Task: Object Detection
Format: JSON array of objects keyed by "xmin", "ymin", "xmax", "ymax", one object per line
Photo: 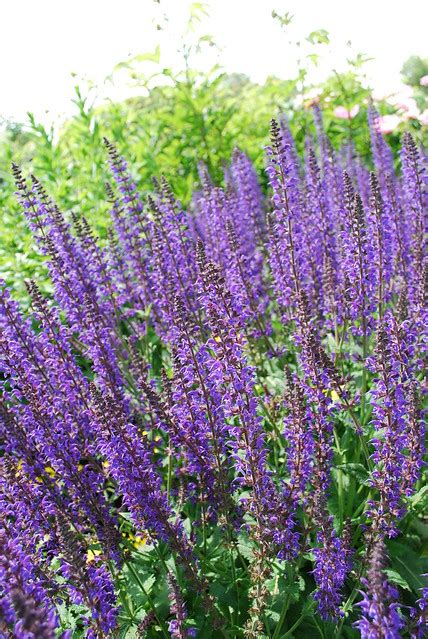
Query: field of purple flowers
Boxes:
[{"xmin": 0, "ymin": 105, "xmax": 426, "ymax": 638}]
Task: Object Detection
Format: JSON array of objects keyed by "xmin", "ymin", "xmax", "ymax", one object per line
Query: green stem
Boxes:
[
  {"xmin": 109, "ymin": 559, "xmax": 133, "ymax": 618},
  {"xmin": 283, "ymin": 613, "xmax": 306, "ymax": 637},
  {"xmin": 272, "ymin": 590, "xmax": 292, "ymax": 639},
  {"xmin": 313, "ymin": 616, "xmax": 325, "ymax": 638},
  {"xmin": 333, "ymin": 428, "xmax": 344, "ymax": 531},
  {"xmin": 126, "ymin": 562, "xmax": 169, "ymax": 638},
  {"xmin": 224, "ymin": 528, "xmax": 241, "ymax": 626},
  {"xmin": 272, "ymin": 526, "xmax": 311, "ymax": 638},
  {"xmin": 229, "ymin": 553, "xmax": 239, "ymax": 626},
  {"xmin": 151, "ymin": 543, "xmax": 171, "ymax": 576},
  {"xmin": 345, "ymin": 438, "xmax": 360, "ymax": 518},
  {"xmin": 334, "ymin": 582, "xmax": 361, "ymax": 638},
  {"xmin": 272, "ymin": 559, "xmax": 303, "ymax": 639},
  {"xmin": 201, "ymin": 497, "xmax": 207, "ymax": 557},
  {"xmin": 352, "ymin": 489, "xmax": 369, "ymax": 520},
  {"xmin": 337, "ymin": 467, "xmax": 345, "ymax": 531}
]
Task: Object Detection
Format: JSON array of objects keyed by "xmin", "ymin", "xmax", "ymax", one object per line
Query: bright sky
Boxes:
[{"xmin": 2, "ymin": 0, "xmax": 427, "ymax": 125}]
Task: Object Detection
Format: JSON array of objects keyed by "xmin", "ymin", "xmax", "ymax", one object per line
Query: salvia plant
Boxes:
[{"xmin": 0, "ymin": 105, "xmax": 426, "ymax": 639}]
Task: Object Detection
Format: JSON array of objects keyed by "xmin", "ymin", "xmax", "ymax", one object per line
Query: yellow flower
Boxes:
[
  {"xmin": 44, "ymin": 465, "xmax": 56, "ymax": 477},
  {"xmin": 322, "ymin": 389, "xmax": 340, "ymax": 402},
  {"xmin": 154, "ymin": 434, "xmax": 162, "ymax": 453},
  {"xmin": 122, "ymin": 530, "xmax": 148, "ymax": 550},
  {"xmin": 86, "ymin": 548, "xmax": 102, "ymax": 563},
  {"xmin": 133, "ymin": 535, "xmax": 147, "ymax": 550},
  {"xmin": 331, "ymin": 390, "xmax": 340, "ymax": 402},
  {"xmin": 15, "ymin": 459, "xmax": 24, "ymax": 477}
]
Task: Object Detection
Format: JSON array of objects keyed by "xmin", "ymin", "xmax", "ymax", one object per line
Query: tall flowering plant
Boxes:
[{"xmin": 0, "ymin": 105, "xmax": 426, "ymax": 638}]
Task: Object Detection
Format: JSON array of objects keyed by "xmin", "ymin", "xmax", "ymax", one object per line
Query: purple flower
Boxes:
[
  {"xmin": 366, "ymin": 312, "xmax": 424, "ymax": 537},
  {"xmin": 0, "ymin": 525, "xmax": 60, "ymax": 638},
  {"xmin": 312, "ymin": 501, "xmax": 349, "ymax": 619},
  {"xmin": 167, "ymin": 573, "xmax": 196, "ymax": 639},
  {"xmin": 411, "ymin": 575, "xmax": 428, "ymax": 638},
  {"xmin": 196, "ymin": 245, "xmax": 298, "ymax": 558},
  {"xmin": 400, "ymin": 132, "xmax": 427, "ymax": 309},
  {"xmin": 355, "ymin": 541, "xmax": 404, "ymax": 638}
]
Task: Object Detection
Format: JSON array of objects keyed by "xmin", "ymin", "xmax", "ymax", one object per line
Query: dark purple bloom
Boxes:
[
  {"xmin": 283, "ymin": 369, "xmax": 315, "ymax": 498},
  {"xmin": 312, "ymin": 498, "xmax": 349, "ymax": 619},
  {"xmin": 355, "ymin": 541, "xmax": 404, "ymax": 638},
  {"xmin": 411, "ymin": 575, "xmax": 428, "ymax": 638},
  {"xmin": 366, "ymin": 312, "xmax": 424, "ymax": 537},
  {"xmin": 167, "ymin": 573, "xmax": 196, "ymax": 639},
  {"xmin": 0, "ymin": 525, "xmax": 60, "ymax": 638},
  {"xmin": 399, "ymin": 132, "xmax": 427, "ymax": 309},
  {"xmin": 196, "ymin": 244, "xmax": 298, "ymax": 558}
]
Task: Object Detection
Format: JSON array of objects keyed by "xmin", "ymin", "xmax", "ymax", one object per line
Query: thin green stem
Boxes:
[
  {"xmin": 283, "ymin": 613, "xmax": 306, "ymax": 638},
  {"xmin": 126, "ymin": 562, "xmax": 169, "ymax": 638},
  {"xmin": 313, "ymin": 616, "xmax": 325, "ymax": 639},
  {"xmin": 201, "ymin": 496, "xmax": 208, "ymax": 557},
  {"xmin": 333, "ymin": 428, "xmax": 344, "ymax": 531},
  {"xmin": 334, "ymin": 579, "xmax": 362, "ymax": 638},
  {"xmin": 345, "ymin": 438, "xmax": 360, "ymax": 518},
  {"xmin": 272, "ymin": 557, "xmax": 305, "ymax": 639},
  {"xmin": 151, "ymin": 543, "xmax": 171, "ymax": 576},
  {"xmin": 109, "ymin": 559, "xmax": 133, "ymax": 618},
  {"xmin": 272, "ymin": 590, "xmax": 292, "ymax": 639}
]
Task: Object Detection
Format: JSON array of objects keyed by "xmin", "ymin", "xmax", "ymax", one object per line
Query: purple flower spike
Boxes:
[{"xmin": 355, "ymin": 541, "xmax": 404, "ymax": 639}]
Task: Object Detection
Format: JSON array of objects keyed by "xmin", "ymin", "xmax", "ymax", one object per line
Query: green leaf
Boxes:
[
  {"xmin": 301, "ymin": 596, "xmax": 317, "ymax": 615},
  {"xmin": 266, "ymin": 609, "xmax": 281, "ymax": 623},
  {"xmin": 306, "ymin": 53, "xmax": 320, "ymax": 67},
  {"xmin": 384, "ymin": 569, "xmax": 411, "ymax": 591},
  {"xmin": 388, "ymin": 541, "xmax": 428, "ymax": 594},
  {"xmin": 210, "ymin": 581, "xmax": 239, "ymax": 614},
  {"xmin": 113, "ymin": 47, "xmax": 161, "ymax": 72},
  {"xmin": 124, "ymin": 564, "xmax": 156, "ymax": 605},
  {"xmin": 271, "ymin": 10, "xmax": 294, "ymax": 29},
  {"xmin": 237, "ymin": 537, "xmax": 254, "ymax": 561},
  {"xmin": 410, "ymin": 486, "xmax": 428, "ymax": 509},
  {"xmin": 307, "ymin": 29, "xmax": 330, "ymax": 45},
  {"xmin": 336, "ymin": 463, "xmax": 370, "ymax": 485}
]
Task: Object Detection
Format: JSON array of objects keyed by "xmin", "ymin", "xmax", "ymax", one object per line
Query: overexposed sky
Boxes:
[{"xmin": 1, "ymin": 0, "xmax": 427, "ymax": 125}]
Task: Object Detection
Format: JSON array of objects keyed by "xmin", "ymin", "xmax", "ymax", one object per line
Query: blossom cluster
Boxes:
[{"xmin": 0, "ymin": 105, "xmax": 426, "ymax": 638}]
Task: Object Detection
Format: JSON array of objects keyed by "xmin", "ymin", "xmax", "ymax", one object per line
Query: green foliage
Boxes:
[
  {"xmin": 0, "ymin": 68, "xmax": 298, "ymax": 294},
  {"xmin": 401, "ymin": 54, "xmax": 428, "ymax": 112},
  {"xmin": 0, "ymin": 51, "xmax": 422, "ymax": 296},
  {"xmin": 401, "ymin": 55, "xmax": 428, "ymax": 89},
  {"xmin": 271, "ymin": 10, "xmax": 294, "ymax": 30},
  {"xmin": 306, "ymin": 29, "xmax": 330, "ymax": 46}
]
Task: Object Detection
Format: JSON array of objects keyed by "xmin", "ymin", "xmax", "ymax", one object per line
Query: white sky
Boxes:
[{"xmin": 1, "ymin": 0, "xmax": 427, "ymax": 125}]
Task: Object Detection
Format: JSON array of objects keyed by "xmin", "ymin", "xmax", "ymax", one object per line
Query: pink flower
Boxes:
[
  {"xmin": 419, "ymin": 109, "xmax": 428, "ymax": 126},
  {"xmin": 333, "ymin": 105, "xmax": 360, "ymax": 120},
  {"xmin": 420, "ymin": 75, "xmax": 428, "ymax": 87},
  {"xmin": 377, "ymin": 114, "xmax": 401, "ymax": 134},
  {"xmin": 395, "ymin": 97, "xmax": 420, "ymax": 120}
]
